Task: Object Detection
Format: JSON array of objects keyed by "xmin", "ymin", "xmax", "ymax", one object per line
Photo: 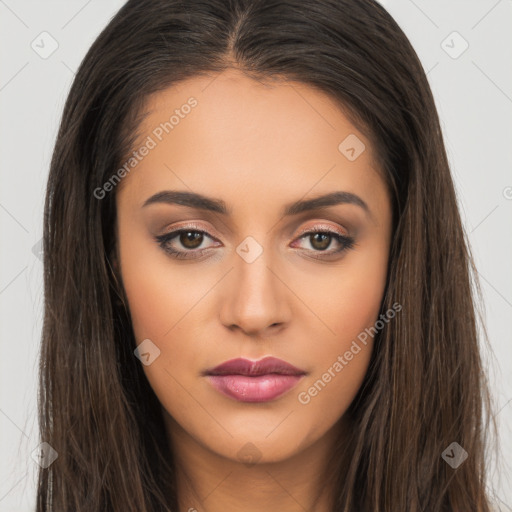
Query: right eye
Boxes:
[{"xmin": 155, "ymin": 227, "xmax": 221, "ymax": 260}]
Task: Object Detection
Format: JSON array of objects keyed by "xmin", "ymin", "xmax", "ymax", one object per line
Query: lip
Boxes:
[
  {"xmin": 204, "ymin": 356, "xmax": 306, "ymax": 403},
  {"xmin": 205, "ymin": 356, "xmax": 306, "ymax": 377}
]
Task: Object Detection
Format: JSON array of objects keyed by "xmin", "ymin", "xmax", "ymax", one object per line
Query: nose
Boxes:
[{"xmin": 219, "ymin": 247, "xmax": 291, "ymax": 337}]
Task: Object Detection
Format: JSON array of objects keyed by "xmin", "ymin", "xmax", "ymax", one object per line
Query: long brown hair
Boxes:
[{"xmin": 38, "ymin": 0, "xmax": 497, "ymax": 510}]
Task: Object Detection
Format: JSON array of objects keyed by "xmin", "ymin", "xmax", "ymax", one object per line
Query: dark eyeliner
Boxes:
[
  {"xmin": 154, "ymin": 229, "xmax": 213, "ymax": 260},
  {"xmin": 155, "ymin": 228, "xmax": 356, "ymax": 260}
]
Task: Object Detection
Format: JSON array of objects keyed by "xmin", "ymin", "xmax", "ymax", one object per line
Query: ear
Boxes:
[
  {"xmin": 108, "ymin": 244, "xmax": 119, "ymax": 272},
  {"xmin": 107, "ymin": 248, "xmax": 127, "ymax": 309},
  {"xmin": 107, "ymin": 246, "xmax": 122, "ymax": 289},
  {"xmin": 111, "ymin": 253, "xmax": 118, "ymax": 272}
]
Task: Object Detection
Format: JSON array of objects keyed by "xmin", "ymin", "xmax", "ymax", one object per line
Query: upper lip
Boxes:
[{"xmin": 204, "ymin": 356, "xmax": 306, "ymax": 376}]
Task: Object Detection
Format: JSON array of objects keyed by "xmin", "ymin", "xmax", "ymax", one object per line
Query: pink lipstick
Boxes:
[{"xmin": 204, "ymin": 356, "xmax": 306, "ymax": 402}]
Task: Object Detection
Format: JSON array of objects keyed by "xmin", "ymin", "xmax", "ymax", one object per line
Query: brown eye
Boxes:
[
  {"xmin": 291, "ymin": 228, "xmax": 355, "ymax": 259},
  {"xmin": 155, "ymin": 228, "xmax": 219, "ymax": 260},
  {"xmin": 155, "ymin": 226, "xmax": 355, "ymax": 261},
  {"xmin": 179, "ymin": 231, "xmax": 203, "ymax": 249},
  {"xmin": 309, "ymin": 232, "xmax": 332, "ymax": 251}
]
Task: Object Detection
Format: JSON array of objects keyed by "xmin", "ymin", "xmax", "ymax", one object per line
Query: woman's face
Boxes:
[{"xmin": 115, "ymin": 69, "xmax": 392, "ymax": 464}]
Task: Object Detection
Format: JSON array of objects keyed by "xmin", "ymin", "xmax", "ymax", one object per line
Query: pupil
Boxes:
[
  {"xmin": 181, "ymin": 231, "xmax": 203, "ymax": 249},
  {"xmin": 311, "ymin": 233, "xmax": 330, "ymax": 251}
]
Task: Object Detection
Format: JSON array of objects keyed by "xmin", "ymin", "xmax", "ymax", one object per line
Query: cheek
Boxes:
[
  {"xmin": 119, "ymin": 226, "xmax": 209, "ymax": 341},
  {"xmin": 295, "ymin": 344, "xmax": 372, "ymax": 439},
  {"xmin": 291, "ymin": 240, "xmax": 388, "ymax": 424},
  {"xmin": 290, "ymin": 298, "xmax": 380, "ymax": 440},
  {"xmin": 118, "ymin": 227, "xmax": 218, "ymax": 388},
  {"xmin": 297, "ymin": 236, "xmax": 389, "ymax": 349},
  {"xmin": 331, "ymin": 264, "xmax": 387, "ymax": 341}
]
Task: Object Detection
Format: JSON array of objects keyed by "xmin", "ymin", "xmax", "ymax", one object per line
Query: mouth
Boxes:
[{"xmin": 203, "ymin": 356, "xmax": 307, "ymax": 403}]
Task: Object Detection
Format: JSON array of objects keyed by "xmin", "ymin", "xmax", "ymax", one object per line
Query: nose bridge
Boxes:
[{"xmin": 220, "ymin": 233, "xmax": 290, "ymax": 334}]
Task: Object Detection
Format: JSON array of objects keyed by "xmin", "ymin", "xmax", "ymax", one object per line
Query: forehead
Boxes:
[{"xmin": 117, "ymin": 69, "xmax": 386, "ymax": 216}]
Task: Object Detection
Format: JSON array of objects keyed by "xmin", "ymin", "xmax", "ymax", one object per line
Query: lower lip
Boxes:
[{"xmin": 206, "ymin": 374, "xmax": 304, "ymax": 402}]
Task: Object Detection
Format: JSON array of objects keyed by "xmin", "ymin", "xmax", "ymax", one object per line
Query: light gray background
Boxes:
[{"xmin": 0, "ymin": 1, "xmax": 511, "ymax": 510}]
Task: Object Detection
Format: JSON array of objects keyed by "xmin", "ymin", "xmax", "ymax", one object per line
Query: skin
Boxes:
[{"xmin": 114, "ymin": 68, "xmax": 392, "ymax": 512}]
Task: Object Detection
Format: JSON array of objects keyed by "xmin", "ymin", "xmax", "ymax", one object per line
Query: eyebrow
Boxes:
[{"xmin": 142, "ymin": 189, "xmax": 371, "ymax": 218}]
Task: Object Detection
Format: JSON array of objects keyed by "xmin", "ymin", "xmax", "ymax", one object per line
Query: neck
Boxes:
[{"xmin": 163, "ymin": 411, "xmax": 351, "ymax": 512}]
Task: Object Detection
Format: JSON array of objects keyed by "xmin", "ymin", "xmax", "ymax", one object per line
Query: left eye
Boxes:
[
  {"xmin": 155, "ymin": 228, "xmax": 355, "ymax": 260},
  {"xmin": 292, "ymin": 230, "xmax": 355, "ymax": 255}
]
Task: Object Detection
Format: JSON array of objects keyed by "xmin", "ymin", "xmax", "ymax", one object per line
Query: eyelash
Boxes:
[{"xmin": 154, "ymin": 225, "xmax": 356, "ymax": 261}]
